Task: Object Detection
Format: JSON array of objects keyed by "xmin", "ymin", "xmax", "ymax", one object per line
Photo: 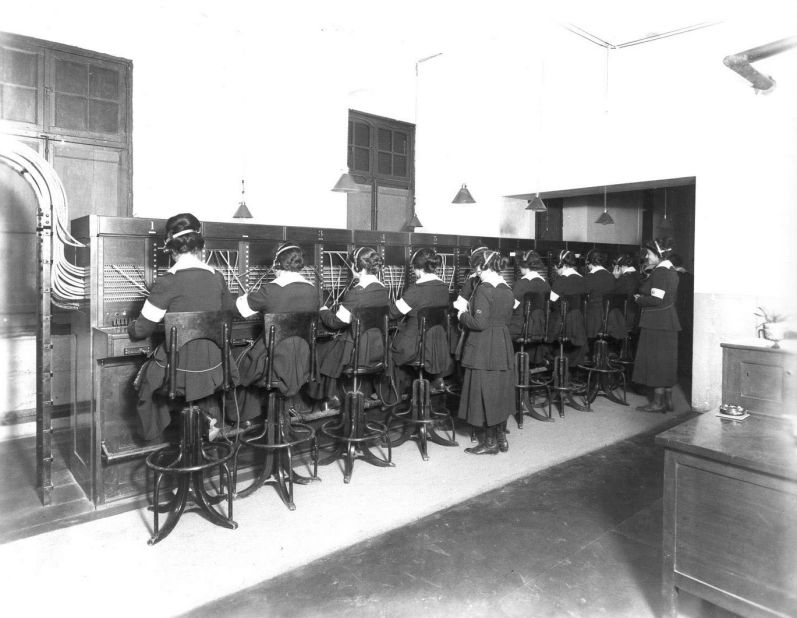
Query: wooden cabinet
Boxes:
[
  {"xmin": 656, "ymin": 413, "xmax": 797, "ymax": 617},
  {"xmin": 722, "ymin": 339, "xmax": 797, "ymax": 417}
]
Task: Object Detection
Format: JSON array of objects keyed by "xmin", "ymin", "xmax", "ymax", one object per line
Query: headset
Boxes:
[
  {"xmin": 161, "ymin": 227, "xmax": 199, "ymax": 252},
  {"xmin": 272, "ymin": 242, "xmax": 300, "ymax": 269}
]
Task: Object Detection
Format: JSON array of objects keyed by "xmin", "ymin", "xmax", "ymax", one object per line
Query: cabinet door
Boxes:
[
  {"xmin": 51, "ymin": 142, "xmax": 129, "ymax": 223},
  {"xmin": 0, "ymin": 37, "xmax": 45, "ymax": 135},
  {"xmin": 46, "ymin": 49, "xmax": 129, "ymax": 143}
]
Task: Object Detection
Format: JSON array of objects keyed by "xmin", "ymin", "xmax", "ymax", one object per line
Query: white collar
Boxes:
[
  {"xmin": 356, "ymin": 273, "xmax": 384, "ymax": 288},
  {"xmin": 168, "ymin": 253, "xmax": 215, "ymax": 274},
  {"xmin": 656, "ymin": 260, "xmax": 673, "ymax": 269},
  {"xmin": 416, "ymin": 272, "xmax": 442, "ymax": 284},
  {"xmin": 560, "ymin": 266, "xmax": 582, "ymax": 277},
  {"xmin": 522, "ymin": 271, "xmax": 544, "ymax": 281},
  {"xmin": 273, "ymin": 271, "xmax": 313, "ymax": 287},
  {"xmin": 589, "ymin": 265, "xmax": 608, "ymax": 273},
  {"xmin": 480, "ymin": 270, "xmax": 507, "ymax": 287},
  {"xmin": 621, "ymin": 266, "xmax": 637, "ymax": 274}
]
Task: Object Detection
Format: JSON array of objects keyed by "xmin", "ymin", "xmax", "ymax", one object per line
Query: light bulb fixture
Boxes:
[
  {"xmin": 659, "ymin": 187, "xmax": 673, "ymax": 230},
  {"xmin": 331, "ymin": 171, "xmax": 359, "ymax": 193},
  {"xmin": 595, "ymin": 186, "xmax": 614, "ymax": 225},
  {"xmin": 233, "ymin": 179, "xmax": 253, "ymax": 218},
  {"xmin": 452, "ymin": 183, "xmax": 476, "ymax": 204},
  {"xmin": 403, "ymin": 197, "xmax": 423, "ymax": 231},
  {"xmin": 526, "ymin": 193, "xmax": 547, "ymax": 212}
]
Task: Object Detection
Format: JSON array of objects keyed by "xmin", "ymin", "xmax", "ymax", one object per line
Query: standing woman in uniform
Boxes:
[
  {"xmin": 129, "ymin": 213, "xmax": 238, "ymax": 442},
  {"xmin": 633, "ymin": 238, "xmax": 680, "ymax": 412},
  {"xmin": 390, "ymin": 248, "xmax": 451, "ymax": 393},
  {"xmin": 315, "ymin": 246, "xmax": 390, "ymax": 406},
  {"xmin": 457, "ymin": 249, "xmax": 515, "ymax": 454},
  {"xmin": 546, "ymin": 249, "xmax": 588, "ymax": 366},
  {"xmin": 452, "ymin": 246, "xmax": 488, "ymax": 359},
  {"xmin": 235, "ymin": 242, "xmax": 318, "ymax": 421},
  {"xmin": 508, "ymin": 249, "xmax": 550, "ymax": 364}
]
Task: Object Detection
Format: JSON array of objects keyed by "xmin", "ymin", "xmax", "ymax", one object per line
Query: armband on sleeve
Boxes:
[
  {"xmin": 140, "ymin": 300, "xmax": 167, "ymax": 323},
  {"xmin": 651, "ymin": 288, "xmax": 665, "ymax": 299}
]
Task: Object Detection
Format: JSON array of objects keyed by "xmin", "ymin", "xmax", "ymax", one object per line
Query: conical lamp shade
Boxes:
[
  {"xmin": 403, "ymin": 211, "xmax": 423, "ymax": 231},
  {"xmin": 658, "ymin": 215, "xmax": 674, "ymax": 231},
  {"xmin": 332, "ymin": 172, "xmax": 359, "ymax": 193},
  {"xmin": 233, "ymin": 202, "xmax": 253, "ymax": 218},
  {"xmin": 526, "ymin": 195, "xmax": 547, "ymax": 212},
  {"xmin": 595, "ymin": 210, "xmax": 614, "ymax": 225},
  {"xmin": 452, "ymin": 184, "xmax": 476, "ymax": 204}
]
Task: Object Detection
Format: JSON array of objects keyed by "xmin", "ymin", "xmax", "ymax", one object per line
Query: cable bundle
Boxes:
[
  {"xmin": 0, "ymin": 137, "xmax": 88, "ymax": 309},
  {"xmin": 380, "ymin": 265, "xmax": 405, "ymax": 302}
]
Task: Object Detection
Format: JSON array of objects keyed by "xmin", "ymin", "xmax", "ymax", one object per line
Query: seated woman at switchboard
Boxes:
[
  {"xmin": 584, "ymin": 249, "xmax": 617, "ymax": 341},
  {"xmin": 312, "ymin": 246, "xmax": 390, "ymax": 407},
  {"xmin": 508, "ymin": 250, "xmax": 550, "ymax": 364},
  {"xmin": 390, "ymin": 248, "xmax": 452, "ymax": 392},
  {"xmin": 234, "ymin": 242, "xmax": 318, "ymax": 421},
  {"xmin": 613, "ymin": 252, "xmax": 642, "ymax": 333},
  {"xmin": 546, "ymin": 249, "xmax": 588, "ymax": 366},
  {"xmin": 456, "ymin": 249, "xmax": 515, "ymax": 454},
  {"xmin": 128, "ymin": 213, "xmax": 238, "ymax": 443}
]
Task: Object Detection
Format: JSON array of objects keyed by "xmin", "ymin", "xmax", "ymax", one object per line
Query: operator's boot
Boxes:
[
  {"xmin": 636, "ymin": 387, "xmax": 667, "ymax": 413},
  {"xmin": 465, "ymin": 426, "xmax": 499, "ymax": 455},
  {"xmin": 664, "ymin": 388, "xmax": 674, "ymax": 412},
  {"xmin": 496, "ymin": 422, "xmax": 509, "ymax": 453}
]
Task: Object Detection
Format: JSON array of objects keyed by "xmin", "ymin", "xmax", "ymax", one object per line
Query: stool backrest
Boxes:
[
  {"xmin": 415, "ymin": 306, "xmax": 450, "ymax": 370},
  {"xmin": 163, "ymin": 310, "xmax": 233, "ymax": 399},
  {"xmin": 521, "ymin": 291, "xmax": 549, "ymax": 342},
  {"xmin": 348, "ymin": 305, "xmax": 389, "ymax": 373},
  {"xmin": 261, "ymin": 311, "xmax": 318, "ymax": 390}
]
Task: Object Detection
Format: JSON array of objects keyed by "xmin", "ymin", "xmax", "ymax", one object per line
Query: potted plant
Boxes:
[{"xmin": 755, "ymin": 307, "xmax": 789, "ymax": 348}]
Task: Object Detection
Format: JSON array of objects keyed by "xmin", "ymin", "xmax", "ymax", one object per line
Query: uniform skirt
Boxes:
[
  {"xmin": 457, "ymin": 367, "xmax": 514, "ymax": 427},
  {"xmin": 632, "ymin": 328, "xmax": 678, "ymax": 387}
]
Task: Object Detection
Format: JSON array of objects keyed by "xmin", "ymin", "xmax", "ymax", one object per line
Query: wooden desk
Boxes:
[{"xmin": 656, "ymin": 413, "xmax": 797, "ymax": 618}]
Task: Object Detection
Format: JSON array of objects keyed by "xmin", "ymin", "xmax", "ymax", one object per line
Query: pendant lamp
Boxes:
[
  {"xmin": 595, "ymin": 186, "xmax": 614, "ymax": 225},
  {"xmin": 452, "ymin": 183, "xmax": 476, "ymax": 204},
  {"xmin": 526, "ymin": 193, "xmax": 547, "ymax": 212},
  {"xmin": 233, "ymin": 179, "xmax": 253, "ymax": 218},
  {"xmin": 331, "ymin": 171, "xmax": 359, "ymax": 193},
  {"xmin": 659, "ymin": 187, "xmax": 673, "ymax": 230}
]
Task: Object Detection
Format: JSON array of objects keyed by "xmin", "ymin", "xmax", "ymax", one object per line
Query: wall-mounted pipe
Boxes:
[{"xmin": 723, "ymin": 36, "xmax": 797, "ymax": 93}]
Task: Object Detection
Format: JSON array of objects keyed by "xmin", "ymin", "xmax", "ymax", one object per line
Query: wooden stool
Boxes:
[
  {"xmin": 514, "ymin": 291, "xmax": 553, "ymax": 426},
  {"xmin": 320, "ymin": 306, "xmax": 393, "ymax": 483},
  {"xmin": 548, "ymin": 298, "xmax": 589, "ymax": 417},
  {"xmin": 387, "ymin": 306, "xmax": 458, "ymax": 461},
  {"xmin": 234, "ymin": 312, "xmax": 319, "ymax": 511},
  {"xmin": 578, "ymin": 295, "xmax": 628, "ymax": 409},
  {"xmin": 145, "ymin": 311, "xmax": 237, "ymax": 545}
]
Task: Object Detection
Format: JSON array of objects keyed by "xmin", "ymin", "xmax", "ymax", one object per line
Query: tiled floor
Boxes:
[{"xmin": 187, "ymin": 414, "xmax": 695, "ymax": 618}]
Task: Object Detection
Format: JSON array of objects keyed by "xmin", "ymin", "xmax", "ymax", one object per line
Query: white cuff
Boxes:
[
  {"xmin": 549, "ymin": 291, "xmax": 560, "ymax": 302},
  {"xmin": 335, "ymin": 305, "xmax": 352, "ymax": 324},
  {"xmin": 395, "ymin": 298, "xmax": 412, "ymax": 315},
  {"xmin": 513, "ymin": 299, "xmax": 520, "ymax": 310},
  {"xmin": 320, "ymin": 306, "xmax": 329, "ymax": 311},
  {"xmin": 651, "ymin": 288, "xmax": 666, "ymax": 299},
  {"xmin": 236, "ymin": 294, "xmax": 258, "ymax": 318},
  {"xmin": 140, "ymin": 300, "xmax": 166, "ymax": 323},
  {"xmin": 453, "ymin": 296, "xmax": 468, "ymax": 312}
]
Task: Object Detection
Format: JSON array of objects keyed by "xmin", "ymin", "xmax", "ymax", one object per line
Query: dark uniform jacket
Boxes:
[
  {"xmin": 584, "ymin": 267, "xmax": 617, "ymax": 338},
  {"xmin": 318, "ymin": 277, "xmax": 389, "ymax": 377},
  {"xmin": 235, "ymin": 272, "xmax": 318, "ymax": 396},
  {"xmin": 637, "ymin": 264, "xmax": 681, "ymax": 332},
  {"xmin": 459, "ymin": 275, "xmax": 515, "ymax": 370},
  {"xmin": 390, "ymin": 274, "xmax": 450, "ymax": 373},
  {"xmin": 546, "ymin": 270, "xmax": 587, "ymax": 346},
  {"xmin": 509, "ymin": 274, "xmax": 550, "ymax": 340},
  {"xmin": 128, "ymin": 257, "xmax": 238, "ymax": 441},
  {"xmin": 615, "ymin": 268, "xmax": 642, "ymax": 331}
]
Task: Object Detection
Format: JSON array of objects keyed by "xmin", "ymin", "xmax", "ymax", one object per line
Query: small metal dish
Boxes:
[{"xmin": 719, "ymin": 404, "xmax": 746, "ymax": 416}]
